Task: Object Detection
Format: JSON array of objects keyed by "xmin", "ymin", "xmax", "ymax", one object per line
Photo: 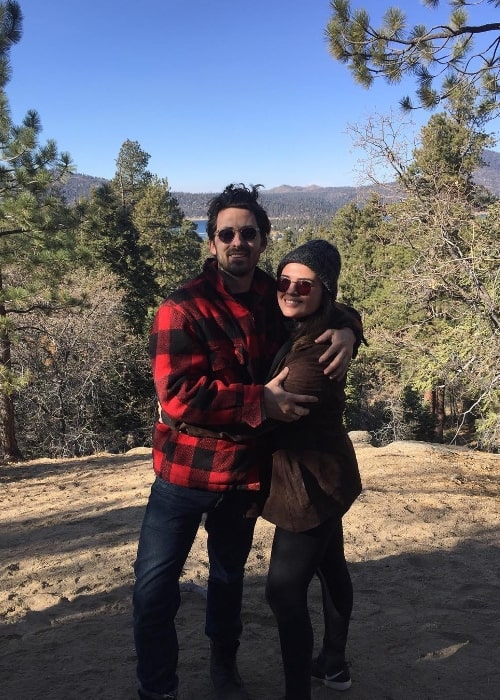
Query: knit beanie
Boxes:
[{"xmin": 277, "ymin": 239, "xmax": 341, "ymax": 300}]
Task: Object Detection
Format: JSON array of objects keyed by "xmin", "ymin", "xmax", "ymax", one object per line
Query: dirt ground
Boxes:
[{"xmin": 1, "ymin": 441, "xmax": 499, "ymax": 700}]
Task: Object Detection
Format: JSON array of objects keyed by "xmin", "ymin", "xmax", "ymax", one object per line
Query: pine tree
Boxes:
[
  {"xmin": 132, "ymin": 175, "xmax": 203, "ymax": 300},
  {"xmin": 80, "ymin": 181, "xmax": 159, "ymax": 334},
  {"xmin": 339, "ymin": 103, "xmax": 499, "ymax": 446},
  {"xmin": 80, "ymin": 141, "xmax": 203, "ymax": 335},
  {"xmin": 326, "ymin": 0, "xmax": 500, "ymax": 113},
  {"xmin": 0, "ymin": 1, "xmax": 75, "ymax": 461}
]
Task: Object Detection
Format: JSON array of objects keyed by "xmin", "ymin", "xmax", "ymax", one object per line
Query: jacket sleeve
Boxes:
[
  {"xmin": 279, "ymin": 343, "xmax": 331, "ymax": 398},
  {"xmin": 150, "ymin": 301, "xmax": 266, "ymax": 431},
  {"xmin": 333, "ymin": 302, "xmax": 368, "ymax": 358}
]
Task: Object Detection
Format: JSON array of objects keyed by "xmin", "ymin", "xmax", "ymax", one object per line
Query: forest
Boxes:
[
  {"xmin": 63, "ymin": 176, "xmax": 381, "ymax": 230},
  {"xmin": 62, "ymin": 147, "xmax": 500, "ymax": 230},
  {"xmin": 0, "ymin": 0, "xmax": 499, "ymax": 461}
]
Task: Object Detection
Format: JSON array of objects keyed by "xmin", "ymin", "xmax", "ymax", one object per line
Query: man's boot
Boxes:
[{"xmin": 209, "ymin": 640, "xmax": 250, "ymax": 700}]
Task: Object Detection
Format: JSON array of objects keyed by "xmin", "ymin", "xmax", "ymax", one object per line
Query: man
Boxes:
[{"xmin": 133, "ymin": 184, "xmax": 362, "ymax": 700}]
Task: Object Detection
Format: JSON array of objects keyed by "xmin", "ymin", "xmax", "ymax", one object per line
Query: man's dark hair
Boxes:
[{"xmin": 206, "ymin": 183, "xmax": 271, "ymax": 244}]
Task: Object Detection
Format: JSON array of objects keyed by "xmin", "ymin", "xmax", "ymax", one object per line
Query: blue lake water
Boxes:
[{"xmin": 194, "ymin": 219, "xmax": 208, "ymax": 236}]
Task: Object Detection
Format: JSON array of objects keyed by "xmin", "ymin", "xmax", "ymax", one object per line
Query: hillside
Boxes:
[
  {"xmin": 61, "ymin": 173, "xmax": 108, "ymax": 202},
  {"xmin": 472, "ymin": 148, "xmax": 500, "ymax": 193},
  {"xmin": 172, "ymin": 185, "xmax": 374, "ymax": 223},
  {"xmin": 60, "ymin": 149, "xmax": 500, "ymax": 223}
]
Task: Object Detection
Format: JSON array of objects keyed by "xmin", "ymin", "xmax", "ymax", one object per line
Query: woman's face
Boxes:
[{"xmin": 277, "ymin": 262, "xmax": 323, "ymax": 319}]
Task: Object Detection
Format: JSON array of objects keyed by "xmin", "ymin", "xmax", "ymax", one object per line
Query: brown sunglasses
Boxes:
[{"xmin": 277, "ymin": 276, "xmax": 316, "ymax": 296}]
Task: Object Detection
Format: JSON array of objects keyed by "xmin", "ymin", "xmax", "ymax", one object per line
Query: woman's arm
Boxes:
[{"xmin": 278, "ymin": 343, "xmax": 329, "ymax": 397}]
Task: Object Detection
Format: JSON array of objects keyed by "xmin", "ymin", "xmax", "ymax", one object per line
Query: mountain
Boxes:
[
  {"xmin": 473, "ymin": 149, "xmax": 500, "ymax": 194},
  {"xmin": 60, "ymin": 173, "xmax": 108, "ymax": 202},
  {"xmin": 60, "ymin": 149, "xmax": 500, "ymax": 221},
  {"xmin": 172, "ymin": 185, "xmax": 368, "ymax": 222}
]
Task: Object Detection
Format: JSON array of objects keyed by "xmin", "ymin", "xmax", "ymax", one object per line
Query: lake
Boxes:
[{"xmin": 194, "ymin": 219, "xmax": 208, "ymax": 236}]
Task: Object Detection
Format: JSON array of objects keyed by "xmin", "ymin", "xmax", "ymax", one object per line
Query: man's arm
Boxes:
[
  {"xmin": 151, "ymin": 301, "xmax": 265, "ymax": 430},
  {"xmin": 152, "ymin": 302, "xmax": 317, "ymax": 432},
  {"xmin": 316, "ymin": 327, "xmax": 355, "ymax": 380},
  {"xmin": 316, "ymin": 304, "xmax": 367, "ymax": 379}
]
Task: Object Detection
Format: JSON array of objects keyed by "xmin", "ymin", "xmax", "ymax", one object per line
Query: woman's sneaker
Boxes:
[
  {"xmin": 311, "ymin": 655, "xmax": 352, "ymax": 691},
  {"xmin": 138, "ymin": 690, "xmax": 177, "ymax": 699}
]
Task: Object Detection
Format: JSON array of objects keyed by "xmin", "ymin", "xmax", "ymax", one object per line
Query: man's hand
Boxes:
[
  {"xmin": 315, "ymin": 327, "xmax": 355, "ymax": 380},
  {"xmin": 264, "ymin": 367, "xmax": 318, "ymax": 422}
]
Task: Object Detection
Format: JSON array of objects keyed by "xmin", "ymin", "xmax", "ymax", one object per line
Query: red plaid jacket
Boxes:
[{"xmin": 150, "ymin": 258, "xmax": 285, "ymax": 491}]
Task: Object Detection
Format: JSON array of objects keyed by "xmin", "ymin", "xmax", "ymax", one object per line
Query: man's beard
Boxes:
[{"xmin": 219, "ymin": 249, "xmax": 253, "ymax": 277}]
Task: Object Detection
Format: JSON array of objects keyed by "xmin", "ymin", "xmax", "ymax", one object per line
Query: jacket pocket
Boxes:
[{"xmin": 209, "ymin": 342, "xmax": 248, "ymax": 372}]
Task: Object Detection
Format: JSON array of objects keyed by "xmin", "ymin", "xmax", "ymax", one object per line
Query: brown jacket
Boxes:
[{"xmin": 260, "ymin": 340, "xmax": 362, "ymax": 532}]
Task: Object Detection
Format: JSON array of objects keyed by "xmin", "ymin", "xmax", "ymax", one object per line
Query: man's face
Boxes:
[{"xmin": 209, "ymin": 207, "xmax": 267, "ymax": 292}]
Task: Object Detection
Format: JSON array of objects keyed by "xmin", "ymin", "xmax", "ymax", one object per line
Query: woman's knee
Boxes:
[
  {"xmin": 265, "ymin": 572, "xmax": 304, "ymax": 614},
  {"xmin": 265, "ymin": 568, "xmax": 288, "ymax": 608}
]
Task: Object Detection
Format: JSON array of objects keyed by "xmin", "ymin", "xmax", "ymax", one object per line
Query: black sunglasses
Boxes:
[
  {"xmin": 277, "ymin": 276, "xmax": 316, "ymax": 296},
  {"xmin": 216, "ymin": 226, "xmax": 259, "ymax": 244}
]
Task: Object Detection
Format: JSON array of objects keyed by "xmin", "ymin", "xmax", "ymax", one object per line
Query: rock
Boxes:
[{"xmin": 348, "ymin": 430, "xmax": 372, "ymax": 445}]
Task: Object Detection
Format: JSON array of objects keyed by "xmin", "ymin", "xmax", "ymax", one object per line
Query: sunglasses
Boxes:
[
  {"xmin": 216, "ymin": 226, "xmax": 259, "ymax": 244},
  {"xmin": 277, "ymin": 276, "xmax": 316, "ymax": 296}
]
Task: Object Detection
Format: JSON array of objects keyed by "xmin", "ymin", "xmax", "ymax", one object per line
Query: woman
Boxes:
[{"xmin": 262, "ymin": 240, "xmax": 363, "ymax": 700}]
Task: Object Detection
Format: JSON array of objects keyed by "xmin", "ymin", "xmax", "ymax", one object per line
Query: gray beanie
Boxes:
[{"xmin": 277, "ymin": 239, "xmax": 341, "ymax": 300}]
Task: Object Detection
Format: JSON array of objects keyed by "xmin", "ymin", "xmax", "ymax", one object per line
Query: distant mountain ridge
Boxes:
[
  {"xmin": 61, "ymin": 173, "xmax": 108, "ymax": 202},
  {"xmin": 471, "ymin": 148, "xmax": 500, "ymax": 193},
  {"xmin": 61, "ymin": 149, "xmax": 500, "ymax": 221}
]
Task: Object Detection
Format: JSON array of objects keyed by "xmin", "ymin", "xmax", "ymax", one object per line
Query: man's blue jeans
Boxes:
[{"xmin": 133, "ymin": 477, "xmax": 256, "ymax": 697}]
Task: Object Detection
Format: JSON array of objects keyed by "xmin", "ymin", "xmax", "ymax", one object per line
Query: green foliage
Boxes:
[
  {"xmin": 401, "ymin": 386, "xmax": 436, "ymax": 440},
  {"xmin": 0, "ymin": 1, "xmax": 78, "ymax": 460},
  {"xmin": 112, "ymin": 139, "xmax": 152, "ymax": 207},
  {"xmin": 2, "ymin": 0, "xmax": 499, "ymax": 459},
  {"xmin": 328, "ymin": 196, "xmax": 415, "ymax": 329},
  {"xmin": 326, "ymin": 0, "xmax": 500, "ymax": 113},
  {"xmin": 78, "ymin": 145, "xmax": 203, "ymax": 335},
  {"xmin": 260, "ymin": 230, "xmax": 299, "ymax": 275},
  {"xmin": 132, "ymin": 175, "xmax": 203, "ymax": 299},
  {"xmin": 344, "ymin": 352, "xmax": 383, "ymax": 431},
  {"xmin": 335, "ymin": 94, "xmax": 499, "ymax": 450},
  {"xmin": 80, "ymin": 182, "xmax": 159, "ymax": 335}
]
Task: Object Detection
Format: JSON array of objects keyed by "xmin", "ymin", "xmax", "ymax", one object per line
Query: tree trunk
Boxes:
[
  {"xmin": 0, "ymin": 277, "xmax": 23, "ymax": 461},
  {"xmin": 434, "ymin": 385, "xmax": 446, "ymax": 443},
  {"xmin": 424, "ymin": 386, "xmax": 445, "ymax": 442},
  {"xmin": 424, "ymin": 389, "xmax": 435, "ymax": 412},
  {"xmin": 0, "ymin": 390, "xmax": 23, "ymax": 461}
]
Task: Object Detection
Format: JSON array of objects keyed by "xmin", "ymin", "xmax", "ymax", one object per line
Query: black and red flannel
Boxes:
[{"xmin": 150, "ymin": 258, "xmax": 285, "ymax": 492}]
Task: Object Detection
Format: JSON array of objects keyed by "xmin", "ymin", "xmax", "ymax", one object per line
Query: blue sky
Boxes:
[{"xmin": 8, "ymin": 0, "xmax": 499, "ymax": 192}]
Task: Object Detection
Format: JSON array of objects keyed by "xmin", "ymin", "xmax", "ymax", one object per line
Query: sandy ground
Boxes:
[{"xmin": 1, "ymin": 441, "xmax": 499, "ymax": 700}]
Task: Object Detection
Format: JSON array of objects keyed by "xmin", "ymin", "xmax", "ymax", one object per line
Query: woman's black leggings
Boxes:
[{"xmin": 265, "ymin": 517, "xmax": 353, "ymax": 700}]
